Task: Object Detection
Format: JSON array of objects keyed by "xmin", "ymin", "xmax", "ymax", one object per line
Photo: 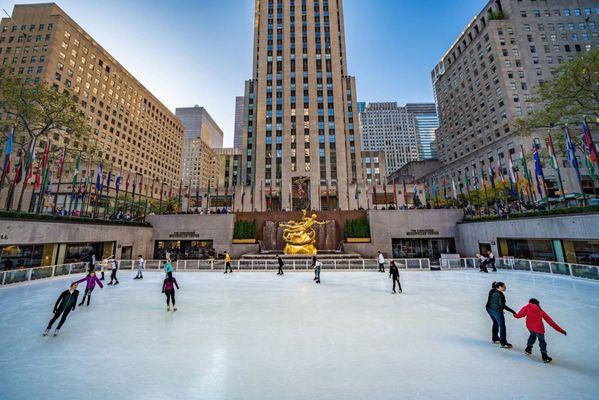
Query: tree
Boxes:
[{"xmin": 515, "ymin": 49, "xmax": 599, "ymax": 133}]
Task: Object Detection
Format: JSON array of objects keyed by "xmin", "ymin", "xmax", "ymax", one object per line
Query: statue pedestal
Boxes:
[{"xmin": 283, "ymin": 242, "xmax": 317, "ymax": 255}]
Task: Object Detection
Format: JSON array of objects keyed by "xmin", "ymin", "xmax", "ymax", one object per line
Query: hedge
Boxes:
[
  {"xmin": 233, "ymin": 219, "xmax": 257, "ymax": 239},
  {"xmin": 344, "ymin": 218, "xmax": 371, "ymax": 239},
  {"xmin": 463, "ymin": 205, "xmax": 599, "ymax": 223},
  {"xmin": 0, "ymin": 210, "xmax": 151, "ymax": 227}
]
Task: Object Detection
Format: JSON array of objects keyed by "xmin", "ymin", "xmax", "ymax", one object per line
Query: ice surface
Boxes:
[{"xmin": 0, "ymin": 270, "xmax": 598, "ymax": 400}]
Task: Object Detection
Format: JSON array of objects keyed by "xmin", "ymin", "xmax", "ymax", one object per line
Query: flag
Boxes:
[
  {"xmin": 34, "ymin": 141, "xmax": 50, "ymax": 190},
  {"xmin": 582, "ymin": 120, "xmax": 598, "ymax": 164},
  {"xmin": 451, "ymin": 177, "xmax": 457, "ymax": 199},
  {"xmin": 105, "ymin": 169, "xmax": 112, "ymax": 195},
  {"xmin": 12, "ymin": 153, "xmax": 23, "ymax": 184},
  {"xmin": 582, "ymin": 145, "xmax": 597, "ymax": 180},
  {"xmin": 71, "ymin": 154, "xmax": 80, "ymax": 185},
  {"xmin": 95, "ymin": 164, "xmax": 103, "ymax": 192},
  {"xmin": 1, "ymin": 126, "xmax": 14, "ymax": 177},
  {"xmin": 472, "ymin": 168, "xmax": 478, "ymax": 190},
  {"xmin": 507, "ymin": 155, "xmax": 517, "ymax": 184},
  {"xmin": 532, "ymin": 144, "xmax": 544, "ymax": 178},
  {"xmin": 464, "ymin": 169, "xmax": 470, "ymax": 191},
  {"xmin": 125, "ymin": 173, "xmax": 130, "ymax": 193},
  {"xmin": 56, "ymin": 147, "xmax": 66, "ymax": 178},
  {"xmin": 565, "ymin": 127, "xmax": 581, "ymax": 182},
  {"xmin": 23, "ymin": 140, "xmax": 36, "ymax": 183},
  {"xmin": 487, "ymin": 166, "xmax": 495, "ymax": 189},
  {"xmin": 496, "ymin": 158, "xmax": 505, "ymax": 184},
  {"xmin": 115, "ymin": 174, "xmax": 122, "ymax": 194},
  {"xmin": 520, "ymin": 145, "xmax": 530, "ymax": 181},
  {"xmin": 547, "ymin": 133, "xmax": 559, "ymax": 171}
]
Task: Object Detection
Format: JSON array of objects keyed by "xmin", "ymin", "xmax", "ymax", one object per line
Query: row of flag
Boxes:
[{"xmin": 427, "ymin": 121, "xmax": 598, "ymax": 202}]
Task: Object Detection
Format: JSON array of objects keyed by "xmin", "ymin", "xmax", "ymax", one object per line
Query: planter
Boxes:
[
  {"xmin": 232, "ymin": 239, "xmax": 257, "ymax": 244},
  {"xmin": 346, "ymin": 238, "xmax": 371, "ymax": 243}
]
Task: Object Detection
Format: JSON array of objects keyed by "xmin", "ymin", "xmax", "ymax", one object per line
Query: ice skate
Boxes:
[
  {"xmin": 525, "ymin": 346, "xmax": 532, "ymax": 355},
  {"xmin": 114, "ymin": 281, "xmax": 119, "ymax": 285},
  {"xmin": 78, "ymin": 301, "xmax": 84, "ymax": 306},
  {"xmin": 53, "ymin": 329, "xmax": 60, "ymax": 336},
  {"xmin": 501, "ymin": 343, "xmax": 513, "ymax": 349},
  {"xmin": 43, "ymin": 329, "xmax": 50, "ymax": 336},
  {"xmin": 167, "ymin": 306, "xmax": 171, "ymax": 311},
  {"xmin": 173, "ymin": 307, "xmax": 178, "ymax": 312},
  {"xmin": 107, "ymin": 282, "xmax": 113, "ymax": 285},
  {"xmin": 542, "ymin": 353, "xmax": 552, "ymax": 363}
]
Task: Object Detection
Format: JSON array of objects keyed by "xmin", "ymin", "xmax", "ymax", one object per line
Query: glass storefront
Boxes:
[
  {"xmin": 0, "ymin": 244, "xmax": 47, "ymax": 270},
  {"xmin": 392, "ymin": 238, "xmax": 456, "ymax": 262},
  {"xmin": 498, "ymin": 239, "xmax": 556, "ymax": 261},
  {"xmin": 563, "ymin": 240, "xmax": 599, "ymax": 266},
  {"xmin": 154, "ymin": 240, "xmax": 215, "ymax": 260},
  {"xmin": 64, "ymin": 242, "xmax": 114, "ymax": 263}
]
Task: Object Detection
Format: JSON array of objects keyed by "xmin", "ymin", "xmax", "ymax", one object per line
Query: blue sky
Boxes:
[{"xmin": 4, "ymin": 0, "xmax": 484, "ymax": 145}]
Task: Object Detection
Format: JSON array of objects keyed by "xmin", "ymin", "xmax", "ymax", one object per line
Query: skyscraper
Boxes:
[
  {"xmin": 241, "ymin": 0, "xmax": 363, "ymax": 211},
  {"xmin": 233, "ymin": 96, "xmax": 245, "ymax": 150},
  {"xmin": 359, "ymin": 102, "xmax": 422, "ymax": 175},
  {"xmin": 405, "ymin": 103, "xmax": 439, "ymax": 160}
]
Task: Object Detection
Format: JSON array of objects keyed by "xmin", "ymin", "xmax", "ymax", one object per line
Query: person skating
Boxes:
[
  {"xmin": 224, "ymin": 252, "xmax": 233, "ymax": 274},
  {"xmin": 107, "ymin": 257, "xmax": 119, "ymax": 285},
  {"xmin": 43, "ymin": 282, "xmax": 79, "ymax": 336},
  {"xmin": 478, "ymin": 253, "xmax": 489, "ymax": 273},
  {"xmin": 389, "ymin": 260, "xmax": 402, "ymax": 294},
  {"xmin": 75, "ymin": 268, "xmax": 103, "ymax": 306},
  {"xmin": 313, "ymin": 256, "xmax": 322, "ymax": 284},
  {"xmin": 377, "ymin": 251, "xmax": 385, "ymax": 273},
  {"xmin": 514, "ymin": 298, "xmax": 567, "ymax": 363},
  {"xmin": 277, "ymin": 255, "xmax": 284, "ymax": 275},
  {"xmin": 487, "ymin": 250, "xmax": 497, "ymax": 272},
  {"xmin": 162, "ymin": 271, "xmax": 180, "ymax": 312},
  {"xmin": 485, "ymin": 281, "xmax": 516, "ymax": 348},
  {"xmin": 135, "ymin": 255, "xmax": 144, "ymax": 279},
  {"xmin": 163, "ymin": 259, "xmax": 174, "ymax": 275}
]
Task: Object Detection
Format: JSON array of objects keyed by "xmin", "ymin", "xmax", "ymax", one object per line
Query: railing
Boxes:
[
  {"xmin": 0, "ymin": 262, "xmax": 89, "ymax": 286},
  {"xmin": 440, "ymin": 257, "xmax": 599, "ymax": 281}
]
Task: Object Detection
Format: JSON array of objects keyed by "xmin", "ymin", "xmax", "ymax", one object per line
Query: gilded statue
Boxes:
[{"xmin": 279, "ymin": 210, "xmax": 328, "ymax": 255}]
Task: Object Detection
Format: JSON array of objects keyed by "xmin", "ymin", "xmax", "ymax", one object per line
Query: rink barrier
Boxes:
[{"xmin": 440, "ymin": 257, "xmax": 599, "ymax": 281}]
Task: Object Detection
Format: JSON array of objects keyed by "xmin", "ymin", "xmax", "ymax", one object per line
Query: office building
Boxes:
[
  {"xmin": 233, "ymin": 96, "xmax": 245, "ymax": 150},
  {"xmin": 405, "ymin": 103, "xmax": 439, "ymax": 160},
  {"xmin": 240, "ymin": 0, "xmax": 364, "ymax": 211}
]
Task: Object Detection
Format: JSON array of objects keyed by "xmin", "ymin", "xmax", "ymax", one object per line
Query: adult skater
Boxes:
[
  {"xmin": 75, "ymin": 268, "xmax": 103, "ymax": 306},
  {"xmin": 162, "ymin": 271, "xmax": 180, "ymax": 311},
  {"xmin": 107, "ymin": 256, "xmax": 119, "ymax": 285},
  {"xmin": 478, "ymin": 253, "xmax": 489, "ymax": 273},
  {"xmin": 163, "ymin": 259, "xmax": 174, "ymax": 275},
  {"xmin": 485, "ymin": 281, "xmax": 516, "ymax": 348},
  {"xmin": 389, "ymin": 260, "xmax": 402, "ymax": 294},
  {"xmin": 85, "ymin": 252, "xmax": 96, "ymax": 274},
  {"xmin": 43, "ymin": 282, "xmax": 79, "ymax": 336},
  {"xmin": 277, "ymin": 255, "xmax": 284, "ymax": 275},
  {"xmin": 514, "ymin": 298, "xmax": 567, "ymax": 363},
  {"xmin": 377, "ymin": 251, "xmax": 385, "ymax": 273},
  {"xmin": 135, "ymin": 255, "xmax": 144, "ymax": 279},
  {"xmin": 313, "ymin": 256, "xmax": 322, "ymax": 284},
  {"xmin": 487, "ymin": 250, "xmax": 497, "ymax": 272},
  {"xmin": 224, "ymin": 251, "xmax": 233, "ymax": 274}
]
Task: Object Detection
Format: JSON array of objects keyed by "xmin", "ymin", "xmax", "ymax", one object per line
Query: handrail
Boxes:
[
  {"xmin": 1, "ymin": 257, "xmax": 597, "ymax": 286},
  {"xmin": 440, "ymin": 257, "xmax": 599, "ymax": 281}
]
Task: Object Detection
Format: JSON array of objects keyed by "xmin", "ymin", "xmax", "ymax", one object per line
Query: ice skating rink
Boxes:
[{"xmin": 1, "ymin": 270, "xmax": 598, "ymax": 400}]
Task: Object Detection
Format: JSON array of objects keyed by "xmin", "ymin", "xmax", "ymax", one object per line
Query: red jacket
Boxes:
[{"xmin": 514, "ymin": 303, "xmax": 565, "ymax": 335}]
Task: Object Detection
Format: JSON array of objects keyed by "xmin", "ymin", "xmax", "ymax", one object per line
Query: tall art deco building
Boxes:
[{"xmin": 241, "ymin": 0, "xmax": 363, "ymax": 211}]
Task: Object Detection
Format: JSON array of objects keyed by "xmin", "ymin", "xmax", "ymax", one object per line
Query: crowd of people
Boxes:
[{"xmin": 41, "ymin": 251, "xmax": 568, "ymax": 363}]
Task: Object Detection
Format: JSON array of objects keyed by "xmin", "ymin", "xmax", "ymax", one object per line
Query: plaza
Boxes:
[{"xmin": 1, "ymin": 270, "xmax": 598, "ymax": 400}]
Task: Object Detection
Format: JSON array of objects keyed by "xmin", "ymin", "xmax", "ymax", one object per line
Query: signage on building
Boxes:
[
  {"xmin": 168, "ymin": 231, "xmax": 200, "ymax": 239},
  {"xmin": 0, "ymin": 234, "xmax": 7, "ymax": 240},
  {"xmin": 406, "ymin": 229, "xmax": 439, "ymax": 236}
]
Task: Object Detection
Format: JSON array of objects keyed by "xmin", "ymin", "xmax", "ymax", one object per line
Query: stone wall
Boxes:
[{"xmin": 456, "ymin": 213, "xmax": 599, "ymax": 257}]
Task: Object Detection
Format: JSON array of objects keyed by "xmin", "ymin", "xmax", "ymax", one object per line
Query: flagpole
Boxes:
[
  {"xmin": 17, "ymin": 141, "xmax": 35, "ymax": 212},
  {"xmin": 52, "ymin": 147, "xmax": 66, "ymax": 214},
  {"xmin": 159, "ymin": 181, "xmax": 164, "ymax": 214}
]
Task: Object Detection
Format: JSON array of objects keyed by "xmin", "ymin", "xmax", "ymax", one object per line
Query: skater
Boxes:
[
  {"xmin": 485, "ymin": 281, "xmax": 516, "ymax": 348},
  {"xmin": 313, "ymin": 256, "xmax": 322, "ymax": 284},
  {"xmin": 162, "ymin": 271, "xmax": 180, "ymax": 311},
  {"xmin": 514, "ymin": 298, "xmax": 567, "ymax": 363},
  {"xmin": 478, "ymin": 253, "xmax": 489, "ymax": 273},
  {"xmin": 85, "ymin": 252, "xmax": 96, "ymax": 273},
  {"xmin": 277, "ymin": 255, "xmax": 284, "ymax": 275},
  {"xmin": 487, "ymin": 250, "xmax": 497, "ymax": 272},
  {"xmin": 163, "ymin": 259, "xmax": 174, "ymax": 275},
  {"xmin": 224, "ymin": 251, "xmax": 233, "ymax": 274},
  {"xmin": 135, "ymin": 255, "xmax": 144, "ymax": 279},
  {"xmin": 389, "ymin": 260, "xmax": 402, "ymax": 293},
  {"xmin": 75, "ymin": 268, "xmax": 103, "ymax": 306},
  {"xmin": 377, "ymin": 251, "xmax": 385, "ymax": 273},
  {"xmin": 107, "ymin": 256, "xmax": 119, "ymax": 285},
  {"xmin": 44, "ymin": 282, "xmax": 79, "ymax": 336}
]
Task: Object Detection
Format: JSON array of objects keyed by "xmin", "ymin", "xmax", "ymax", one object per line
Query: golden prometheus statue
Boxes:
[{"xmin": 279, "ymin": 210, "xmax": 328, "ymax": 255}]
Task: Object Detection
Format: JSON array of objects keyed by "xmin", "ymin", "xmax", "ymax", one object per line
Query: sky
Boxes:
[{"xmin": 2, "ymin": 0, "xmax": 485, "ymax": 146}]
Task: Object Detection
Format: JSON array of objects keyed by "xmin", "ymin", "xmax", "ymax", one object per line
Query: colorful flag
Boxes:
[
  {"xmin": 582, "ymin": 120, "xmax": 598, "ymax": 164},
  {"xmin": 520, "ymin": 145, "xmax": 530, "ymax": 180},
  {"xmin": 105, "ymin": 169, "xmax": 112, "ymax": 195},
  {"xmin": 34, "ymin": 141, "xmax": 50, "ymax": 191},
  {"xmin": 532, "ymin": 143, "xmax": 544, "ymax": 178},
  {"xmin": 71, "ymin": 154, "xmax": 80, "ymax": 185},
  {"xmin": 547, "ymin": 133, "xmax": 560, "ymax": 171},
  {"xmin": 1, "ymin": 126, "xmax": 14, "ymax": 177},
  {"xmin": 565, "ymin": 127, "xmax": 581, "ymax": 183},
  {"xmin": 23, "ymin": 140, "xmax": 36, "ymax": 183},
  {"xmin": 496, "ymin": 157, "xmax": 505, "ymax": 184},
  {"xmin": 12, "ymin": 153, "xmax": 23, "ymax": 184},
  {"xmin": 451, "ymin": 177, "xmax": 457, "ymax": 199},
  {"xmin": 582, "ymin": 145, "xmax": 597, "ymax": 180},
  {"xmin": 507, "ymin": 155, "xmax": 517, "ymax": 184},
  {"xmin": 115, "ymin": 174, "xmax": 122, "ymax": 194},
  {"xmin": 95, "ymin": 164, "xmax": 103, "ymax": 192}
]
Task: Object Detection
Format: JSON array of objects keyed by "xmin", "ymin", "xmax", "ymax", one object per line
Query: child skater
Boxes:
[
  {"xmin": 44, "ymin": 282, "xmax": 79, "ymax": 336},
  {"xmin": 313, "ymin": 256, "xmax": 322, "ymax": 284},
  {"xmin": 75, "ymin": 267, "xmax": 103, "ymax": 306},
  {"xmin": 107, "ymin": 256, "xmax": 119, "ymax": 285},
  {"xmin": 162, "ymin": 271, "xmax": 180, "ymax": 312},
  {"xmin": 389, "ymin": 260, "xmax": 402, "ymax": 294},
  {"xmin": 514, "ymin": 298, "xmax": 567, "ymax": 363}
]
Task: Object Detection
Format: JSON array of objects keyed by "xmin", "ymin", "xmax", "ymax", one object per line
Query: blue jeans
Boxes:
[
  {"xmin": 314, "ymin": 266, "xmax": 321, "ymax": 281},
  {"xmin": 486, "ymin": 308, "xmax": 507, "ymax": 345},
  {"xmin": 527, "ymin": 330, "xmax": 547, "ymax": 353}
]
